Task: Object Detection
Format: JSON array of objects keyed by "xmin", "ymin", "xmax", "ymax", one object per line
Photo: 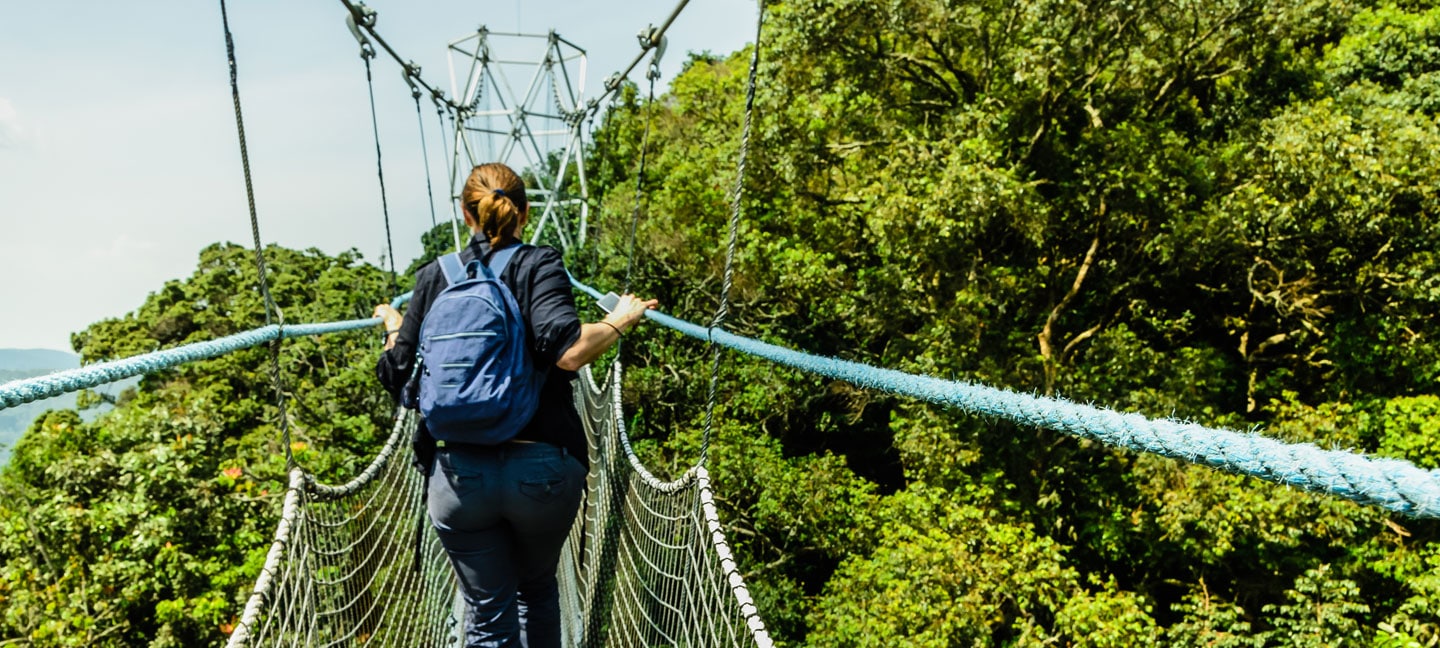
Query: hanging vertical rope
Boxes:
[
  {"xmin": 623, "ymin": 67, "xmax": 661, "ymax": 295},
  {"xmin": 363, "ymin": 54, "xmax": 400, "ymax": 295},
  {"xmin": 699, "ymin": 5, "xmax": 765, "ymax": 464},
  {"xmin": 217, "ymin": 0, "xmax": 297, "ymax": 469},
  {"xmin": 408, "ymin": 68, "xmax": 440, "ymax": 230},
  {"xmin": 443, "ymin": 109, "xmax": 465, "ymax": 252}
]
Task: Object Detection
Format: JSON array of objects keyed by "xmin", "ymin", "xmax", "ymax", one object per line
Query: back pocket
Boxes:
[{"xmin": 519, "ymin": 462, "xmax": 572, "ymax": 503}]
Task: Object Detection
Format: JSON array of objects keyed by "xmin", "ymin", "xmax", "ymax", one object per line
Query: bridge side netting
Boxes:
[
  {"xmin": 228, "ymin": 363, "xmax": 773, "ymax": 648},
  {"xmin": 226, "ymin": 408, "xmax": 460, "ymax": 648},
  {"xmin": 561, "ymin": 361, "xmax": 772, "ymax": 648}
]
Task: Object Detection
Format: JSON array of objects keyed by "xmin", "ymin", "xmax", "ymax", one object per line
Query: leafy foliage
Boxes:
[
  {"xmin": 0, "ymin": 244, "xmax": 393, "ymax": 646},
  {"xmin": 581, "ymin": 0, "xmax": 1440, "ymax": 643},
  {"xmin": 4, "ymin": 0, "xmax": 1440, "ymax": 643}
]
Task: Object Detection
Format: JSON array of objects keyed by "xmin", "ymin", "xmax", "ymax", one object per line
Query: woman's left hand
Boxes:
[{"xmin": 374, "ymin": 304, "xmax": 404, "ymax": 349}]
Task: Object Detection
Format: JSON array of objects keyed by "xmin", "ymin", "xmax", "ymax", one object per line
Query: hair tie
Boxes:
[{"xmin": 492, "ymin": 188, "xmax": 506, "ymax": 197}]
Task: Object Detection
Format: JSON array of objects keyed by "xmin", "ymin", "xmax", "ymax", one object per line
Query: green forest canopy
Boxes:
[{"xmin": 4, "ymin": 0, "xmax": 1440, "ymax": 645}]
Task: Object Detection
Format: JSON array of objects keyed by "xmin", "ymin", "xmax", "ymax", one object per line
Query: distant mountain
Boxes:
[{"xmin": 0, "ymin": 348, "xmax": 79, "ymax": 371}]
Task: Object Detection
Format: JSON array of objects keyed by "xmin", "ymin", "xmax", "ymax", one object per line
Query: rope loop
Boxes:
[{"xmin": 216, "ymin": 0, "xmax": 296, "ymax": 470}]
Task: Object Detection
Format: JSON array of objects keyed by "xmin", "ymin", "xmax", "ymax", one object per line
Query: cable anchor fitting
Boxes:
[
  {"xmin": 345, "ymin": 2, "xmax": 378, "ymax": 59},
  {"xmin": 403, "ymin": 61, "xmax": 422, "ymax": 99},
  {"xmin": 638, "ymin": 25, "xmax": 667, "ymax": 81},
  {"xmin": 603, "ymin": 72, "xmax": 623, "ymax": 93}
]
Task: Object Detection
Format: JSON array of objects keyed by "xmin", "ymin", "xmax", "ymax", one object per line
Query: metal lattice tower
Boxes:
[{"xmin": 446, "ymin": 27, "xmax": 591, "ymax": 253}]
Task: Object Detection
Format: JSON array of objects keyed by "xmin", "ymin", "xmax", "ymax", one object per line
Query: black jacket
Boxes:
[{"xmin": 376, "ymin": 234, "xmax": 586, "ymax": 463}]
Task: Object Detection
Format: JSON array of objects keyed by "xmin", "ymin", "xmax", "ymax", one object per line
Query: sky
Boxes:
[{"xmin": 0, "ymin": 0, "xmax": 759, "ymax": 352}]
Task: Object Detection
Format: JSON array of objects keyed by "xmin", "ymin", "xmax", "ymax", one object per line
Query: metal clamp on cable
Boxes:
[
  {"xmin": 345, "ymin": 2, "xmax": 377, "ymax": 59},
  {"xmin": 637, "ymin": 24, "xmax": 658, "ymax": 50},
  {"xmin": 648, "ymin": 34, "xmax": 668, "ymax": 81},
  {"xmin": 403, "ymin": 61, "xmax": 423, "ymax": 99},
  {"xmin": 347, "ymin": 1, "xmax": 377, "ymax": 28},
  {"xmin": 637, "ymin": 25, "xmax": 669, "ymax": 82}
]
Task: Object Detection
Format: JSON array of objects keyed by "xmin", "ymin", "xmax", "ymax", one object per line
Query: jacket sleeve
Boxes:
[
  {"xmin": 522, "ymin": 247, "xmax": 582, "ymax": 368},
  {"xmin": 376, "ymin": 263, "xmax": 437, "ymax": 400}
]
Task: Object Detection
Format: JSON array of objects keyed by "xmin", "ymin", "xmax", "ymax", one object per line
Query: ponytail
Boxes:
[{"xmin": 461, "ymin": 164, "xmax": 529, "ymax": 247}]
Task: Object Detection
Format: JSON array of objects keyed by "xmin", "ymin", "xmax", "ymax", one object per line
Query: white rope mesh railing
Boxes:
[
  {"xmin": 229, "ymin": 360, "xmax": 772, "ymax": 648},
  {"xmin": 226, "ymin": 408, "xmax": 461, "ymax": 648},
  {"xmin": 560, "ymin": 361, "xmax": 773, "ymax": 648}
]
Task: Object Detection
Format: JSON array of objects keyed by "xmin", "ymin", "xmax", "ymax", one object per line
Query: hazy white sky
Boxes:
[{"xmin": 0, "ymin": 0, "xmax": 758, "ymax": 352}]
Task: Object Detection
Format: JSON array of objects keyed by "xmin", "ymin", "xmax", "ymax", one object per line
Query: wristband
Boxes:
[{"xmin": 599, "ymin": 321, "xmax": 623, "ymax": 337}]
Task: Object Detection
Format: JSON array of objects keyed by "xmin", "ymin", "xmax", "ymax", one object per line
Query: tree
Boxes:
[
  {"xmin": 581, "ymin": 0, "xmax": 1440, "ymax": 643},
  {"xmin": 0, "ymin": 243, "xmax": 395, "ymax": 646}
]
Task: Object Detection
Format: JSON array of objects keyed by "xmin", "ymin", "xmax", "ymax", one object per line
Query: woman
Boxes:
[{"xmin": 374, "ymin": 162, "xmax": 656, "ymax": 648}]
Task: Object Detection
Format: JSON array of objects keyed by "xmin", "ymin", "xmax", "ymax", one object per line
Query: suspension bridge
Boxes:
[{"xmin": 2, "ymin": 0, "xmax": 1439, "ymax": 646}]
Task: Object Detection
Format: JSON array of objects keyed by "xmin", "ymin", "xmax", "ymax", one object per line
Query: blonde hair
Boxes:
[{"xmin": 461, "ymin": 163, "xmax": 529, "ymax": 247}]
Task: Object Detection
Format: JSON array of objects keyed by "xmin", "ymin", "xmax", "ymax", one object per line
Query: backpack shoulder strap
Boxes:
[
  {"xmin": 437, "ymin": 253, "xmax": 467, "ymax": 286},
  {"xmin": 486, "ymin": 243, "xmax": 526, "ymax": 278}
]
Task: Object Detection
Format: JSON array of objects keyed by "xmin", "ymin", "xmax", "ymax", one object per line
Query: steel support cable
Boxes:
[
  {"xmin": 218, "ymin": 0, "xmax": 299, "ymax": 469},
  {"xmin": 407, "ymin": 73, "xmax": 440, "ymax": 229},
  {"xmin": 359, "ymin": 52, "xmax": 401, "ymax": 297},
  {"xmin": 586, "ymin": 0, "xmax": 693, "ymax": 118},
  {"xmin": 330, "ymin": 0, "xmax": 693, "ymax": 174},
  {"xmin": 338, "ymin": 0, "xmax": 460, "ymax": 113},
  {"xmin": 437, "ymin": 103, "xmax": 464, "ymax": 253},
  {"xmin": 339, "ymin": 0, "xmax": 465, "ymax": 252},
  {"xmin": 569, "ymin": 276, "xmax": 1440, "ymax": 519},
  {"xmin": 699, "ymin": 6, "xmax": 765, "ymax": 465},
  {"xmin": 623, "ymin": 70, "xmax": 660, "ymax": 295}
]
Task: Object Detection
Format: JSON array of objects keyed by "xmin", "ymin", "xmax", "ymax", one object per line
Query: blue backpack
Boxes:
[{"xmin": 415, "ymin": 244, "xmax": 542, "ymax": 443}]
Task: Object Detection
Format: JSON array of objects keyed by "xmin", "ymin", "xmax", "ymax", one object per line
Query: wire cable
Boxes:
[
  {"xmin": 443, "ymin": 109, "xmax": 464, "ymax": 253},
  {"xmin": 361, "ymin": 54, "xmax": 401, "ymax": 296},
  {"xmin": 408, "ymin": 69, "xmax": 440, "ymax": 229},
  {"xmin": 623, "ymin": 65, "xmax": 661, "ymax": 294},
  {"xmin": 587, "ymin": 0, "xmax": 694, "ymax": 116},
  {"xmin": 338, "ymin": 0, "xmax": 459, "ymax": 112}
]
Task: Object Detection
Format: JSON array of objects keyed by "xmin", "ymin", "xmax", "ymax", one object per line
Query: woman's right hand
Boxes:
[
  {"xmin": 603, "ymin": 294, "xmax": 659, "ymax": 334},
  {"xmin": 556, "ymin": 294, "xmax": 660, "ymax": 371}
]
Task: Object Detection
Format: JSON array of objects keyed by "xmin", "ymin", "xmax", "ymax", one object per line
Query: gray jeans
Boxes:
[{"xmin": 428, "ymin": 442, "xmax": 586, "ymax": 648}]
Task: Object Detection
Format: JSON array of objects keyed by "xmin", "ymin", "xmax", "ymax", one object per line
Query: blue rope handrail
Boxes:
[
  {"xmin": 0, "ymin": 293, "xmax": 412, "ymax": 412},
  {"xmin": 569, "ymin": 277, "xmax": 1440, "ymax": 518},
  {"xmin": 8, "ymin": 277, "xmax": 1438, "ymax": 518}
]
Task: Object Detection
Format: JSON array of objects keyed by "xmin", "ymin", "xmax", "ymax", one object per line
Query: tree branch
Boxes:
[
  {"xmin": 919, "ymin": 31, "xmax": 979, "ymax": 102},
  {"xmin": 1038, "ymin": 228, "xmax": 1103, "ymax": 393},
  {"xmin": 890, "ymin": 52, "xmax": 962, "ymax": 106}
]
